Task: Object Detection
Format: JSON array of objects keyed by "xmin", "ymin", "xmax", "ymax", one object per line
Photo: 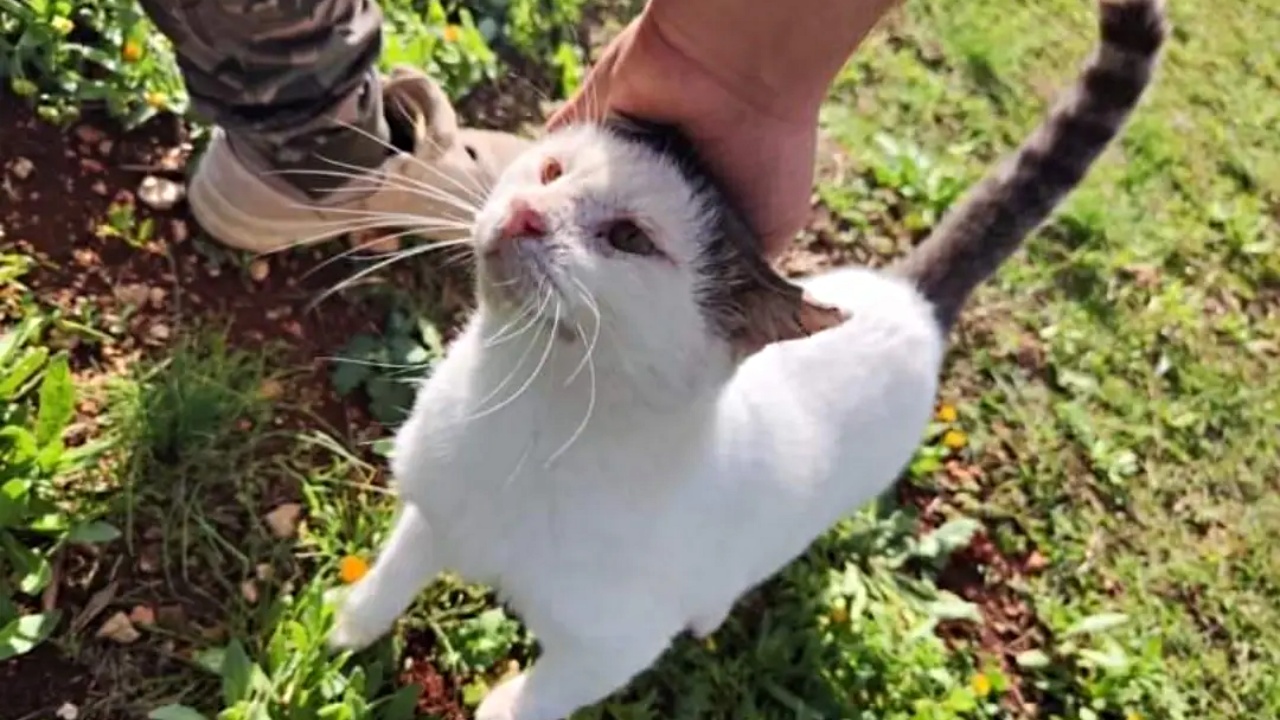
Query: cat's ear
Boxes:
[
  {"xmin": 722, "ymin": 264, "xmax": 848, "ymax": 359},
  {"xmin": 702, "ymin": 211, "xmax": 848, "ymax": 359}
]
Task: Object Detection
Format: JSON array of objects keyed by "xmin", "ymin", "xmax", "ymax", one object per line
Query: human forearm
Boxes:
[{"xmin": 644, "ymin": 0, "xmax": 900, "ymax": 120}]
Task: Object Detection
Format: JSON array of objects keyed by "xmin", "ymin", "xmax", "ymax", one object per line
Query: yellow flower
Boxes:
[
  {"xmin": 442, "ymin": 25, "xmax": 461, "ymax": 42},
  {"xmin": 942, "ymin": 429, "xmax": 968, "ymax": 450},
  {"xmin": 1125, "ymin": 713, "xmax": 1143, "ymax": 720},
  {"xmin": 145, "ymin": 91, "xmax": 168, "ymax": 109},
  {"xmin": 339, "ymin": 555, "xmax": 369, "ymax": 584},
  {"xmin": 970, "ymin": 672, "xmax": 992, "ymax": 698},
  {"xmin": 829, "ymin": 606, "xmax": 850, "ymax": 625},
  {"xmin": 50, "ymin": 17, "xmax": 74, "ymax": 36},
  {"xmin": 935, "ymin": 403, "xmax": 958, "ymax": 423},
  {"xmin": 121, "ymin": 40, "xmax": 144, "ymax": 63}
]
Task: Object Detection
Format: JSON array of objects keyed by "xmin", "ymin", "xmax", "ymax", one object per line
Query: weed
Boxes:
[{"xmin": 0, "ymin": 316, "xmax": 118, "ymax": 662}]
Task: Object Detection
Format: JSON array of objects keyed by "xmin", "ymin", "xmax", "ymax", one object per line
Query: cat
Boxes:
[{"xmin": 324, "ymin": 1, "xmax": 1168, "ymax": 718}]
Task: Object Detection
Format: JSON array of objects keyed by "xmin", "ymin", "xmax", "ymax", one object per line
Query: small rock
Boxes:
[
  {"xmin": 248, "ymin": 258, "xmax": 270, "ymax": 282},
  {"xmin": 90, "ymin": 180, "xmax": 109, "ymax": 196},
  {"xmin": 9, "ymin": 157, "xmax": 34, "ymax": 180},
  {"xmin": 148, "ymin": 287, "xmax": 168, "ymax": 308},
  {"xmin": 74, "ymin": 125, "xmax": 107, "ymax": 145},
  {"xmin": 1024, "ymin": 550, "xmax": 1049, "ymax": 573},
  {"xmin": 258, "ymin": 379, "xmax": 284, "ymax": 400},
  {"xmin": 96, "ymin": 611, "xmax": 141, "ymax": 644},
  {"xmin": 79, "ymin": 158, "xmax": 105, "ymax": 174},
  {"xmin": 264, "ymin": 503, "xmax": 302, "ymax": 538},
  {"xmin": 170, "ymin": 219, "xmax": 189, "ymax": 243},
  {"xmin": 115, "ymin": 284, "xmax": 150, "ymax": 306},
  {"xmin": 240, "ymin": 580, "xmax": 259, "ymax": 604},
  {"xmin": 255, "ymin": 563, "xmax": 274, "ymax": 581},
  {"xmin": 129, "ymin": 604, "xmax": 156, "ymax": 626},
  {"xmin": 56, "ymin": 702, "xmax": 79, "ymax": 720},
  {"xmin": 137, "ymin": 545, "xmax": 161, "ymax": 574},
  {"xmin": 156, "ymin": 604, "xmax": 187, "ymax": 629},
  {"xmin": 148, "ymin": 322, "xmax": 171, "ymax": 341},
  {"xmin": 98, "ymin": 139, "xmax": 115, "ymax": 157},
  {"xmin": 137, "ymin": 175, "xmax": 186, "ymax": 211}
]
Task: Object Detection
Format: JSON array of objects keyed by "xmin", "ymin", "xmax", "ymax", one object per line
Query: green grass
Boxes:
[
  {"xmin": 3, "ymin": 0, "xmax": 1278, "ymax": 718},
  {"xmin": 819, "ymin": 0, "xmax": 1279, "ymax": 717}
]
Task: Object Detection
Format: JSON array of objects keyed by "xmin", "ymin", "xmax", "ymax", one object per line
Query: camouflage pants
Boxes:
[{"xmin": 136, "ymin": 0, "xmax": 391, "ymax": 198}]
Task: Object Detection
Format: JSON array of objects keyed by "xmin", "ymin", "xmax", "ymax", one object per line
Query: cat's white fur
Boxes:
[{"xmin": 327, "ymin": 125, "xmax": 946, "ymax": 720}]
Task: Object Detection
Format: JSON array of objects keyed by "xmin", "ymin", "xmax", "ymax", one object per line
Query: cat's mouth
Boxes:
[{"xmin": 479, "ymin": 237, "xmax": 566, "ymax": 308}]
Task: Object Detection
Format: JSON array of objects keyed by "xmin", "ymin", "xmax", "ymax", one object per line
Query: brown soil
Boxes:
[{"xmin": 0, "ymin": 89, "xmax": 434, "ymax": 719}]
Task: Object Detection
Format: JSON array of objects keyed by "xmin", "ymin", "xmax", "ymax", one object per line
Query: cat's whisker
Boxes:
[
  {"xmin": 485, "ymin": 282, "xmax": 553, "ymax": 348},
  {"xmin": 564, "ymin": 278, "xmax": 601, "ymax": 385},
  {"xmin": 464, "ymin": 298, "xmax": 561, "ymax": 424},
  {"xmin": 308, "ymin": 240, "xmax": 465, "ymax": 310},
  {"xmin": 483, "ymin": 288, "xmax": 543, "ymax": 346},
  {"xmin": 338, "ymin": 107, "xmax": 493, "ymax": 207},
  {"xmin": 268, "ymin": 166, "xmax": 481, "ymax": 221},
  {"xmin": 470, "ymin": 305, "xmax": 549, "ymax": 414},
  {"xmin": 546, "ymin": 290, "xmax": 600, "ymax": 467},
  {"xmin": 301, "ymin": 232, "xmax": 470, "ymax": 281},
  {"xmin": 411, "ymin": 131, "xmax": 493, "ymax": 201}
]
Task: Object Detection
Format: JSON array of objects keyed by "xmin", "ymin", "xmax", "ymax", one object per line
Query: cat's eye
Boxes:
[
  {"xmin": 540, "ymin": 157, "xmax": 563, "ymax": 185},
  {"xmin": 604, "ymin": 220, "xmax": 658, "ymax": 256}
]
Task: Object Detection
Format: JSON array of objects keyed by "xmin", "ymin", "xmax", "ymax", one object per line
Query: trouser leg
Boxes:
[{"xmin": 136, "ymin": 0, "xmax": 391, "ymax": 199}]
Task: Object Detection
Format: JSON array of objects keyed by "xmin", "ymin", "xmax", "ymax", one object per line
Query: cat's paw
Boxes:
[{"xmin": 324, "ymin": 586, "xmax": 385, "ymax": 652}]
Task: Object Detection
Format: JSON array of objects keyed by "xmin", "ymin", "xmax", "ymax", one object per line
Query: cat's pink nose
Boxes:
[{"xmin": 497, "ymin": 199, "xmax": 547, "ymax": 243}]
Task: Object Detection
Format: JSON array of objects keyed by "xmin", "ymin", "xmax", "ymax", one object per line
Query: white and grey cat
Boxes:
[{"xmin": 326, "ymin": 2, "xmax": 1167, "ymax": 718}]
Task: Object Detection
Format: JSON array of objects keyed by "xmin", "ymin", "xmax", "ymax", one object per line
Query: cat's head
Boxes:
[{"xmin": 470, "ymin": 117, "xmax": 844, "ymax": 392}]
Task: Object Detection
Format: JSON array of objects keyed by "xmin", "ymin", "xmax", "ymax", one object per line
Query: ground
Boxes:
[{"xmin": 1, "ymin": 0, "xmax": 1277, "ymax": 719}]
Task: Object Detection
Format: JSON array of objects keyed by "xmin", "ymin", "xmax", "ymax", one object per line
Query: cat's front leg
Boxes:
[
  {"xmin": 327, "ymin": 503, "xmax": 440, "ymax": 651},
  {"xmin": 474, "ymin": 629, "xmax": 672, "ymax": 720}
]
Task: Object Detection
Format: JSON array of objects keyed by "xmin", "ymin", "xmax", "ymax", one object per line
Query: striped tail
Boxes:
[{"xmin": 894, "ymin": 0, "xmax": 1169, "ymax": 332}]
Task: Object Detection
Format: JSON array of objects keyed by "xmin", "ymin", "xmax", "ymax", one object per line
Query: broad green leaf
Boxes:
[
  {"xmin": 917, "ymin": 517, "xmax": 982, "ymax": 559},
  {"xmin": 17, "ymin": 552, "xmax": 51, "ymax": 595},
  {"xmin": 1063, "ymin": 612, "xmax": 1129, "ymax": 638},
  {"xmin": 1015, "ymin": 649, "xmax": 1052, "ymax": 669},
  {"xmin": 147, "ymin": 705, "xmax": 210, "ymax": 720},
  {"xmin": 0, "ymin": 347, "xmax": 48, "ymax": 399},
  {"xmin": 0, "ymin": 479, "xmax": 33, "ymax": 528},
  {"xmin": 66, "ymin": 521, "xmax": 121, "ymax": 545},
  {"xmin": 0, "ymin": 610, "xmax": 61, "ymax": 661},
  {"xmin": 378, "ymin": 684, "xmax": 422, "ymax": 720},
  {"xmin": 221, "ymin": 639, "xmax": 253, "ymax": 705},
  {"xmin": 34, "ymin": 353, "xmax": 74, "ymax": 448}
]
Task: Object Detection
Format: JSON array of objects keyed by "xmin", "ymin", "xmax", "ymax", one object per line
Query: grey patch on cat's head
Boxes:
[{"xmin": 600, "ymin": 116, "xmax": 846, "ymax": 357}]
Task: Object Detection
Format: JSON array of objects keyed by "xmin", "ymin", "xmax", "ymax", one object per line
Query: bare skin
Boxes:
[{"xmin": 549, "ymin": 0, "xmax": 900, "ymax": 258}]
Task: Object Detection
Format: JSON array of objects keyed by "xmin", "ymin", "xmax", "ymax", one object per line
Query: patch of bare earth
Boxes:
[{"xmin": 0, "ymin": 91, "xmax": 472, "ymax": 719}]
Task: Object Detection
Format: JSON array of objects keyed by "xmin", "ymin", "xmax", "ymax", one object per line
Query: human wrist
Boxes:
[{"xmin": 642, "ymin": 0, "xmax": 898, "ymax": 123}]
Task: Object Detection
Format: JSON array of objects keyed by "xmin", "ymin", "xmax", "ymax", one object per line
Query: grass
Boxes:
[
  {"xmin": 819, "ymin": 0, "xmax": 1279, "ymax": 716},
  {"xmin": 2, "ymin": 0, "xmax": 1277, "ymax": 718}
]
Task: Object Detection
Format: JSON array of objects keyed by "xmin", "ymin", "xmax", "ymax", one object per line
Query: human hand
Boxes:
[{"xmin": 546, "ymin": 15, "xmax": 820, "ymax": 260}]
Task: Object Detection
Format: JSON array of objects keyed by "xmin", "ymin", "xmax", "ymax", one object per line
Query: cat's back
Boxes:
[{"xmin": 704, "ymin": 267, "xmax": 945, "ymax": 550}]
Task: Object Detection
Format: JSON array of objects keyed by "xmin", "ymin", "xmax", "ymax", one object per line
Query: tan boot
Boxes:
[{"xmin": 187, "ymin": 66, "xmax": 532, "ymax": 254}]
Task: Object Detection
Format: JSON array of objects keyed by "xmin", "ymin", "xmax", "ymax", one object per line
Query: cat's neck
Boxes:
[{"xmin": 463, "ymin": 302, "xmax": 735, "ymax": 418}]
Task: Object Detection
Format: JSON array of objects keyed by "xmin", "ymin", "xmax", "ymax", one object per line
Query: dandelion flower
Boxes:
[
  {"xmin": 935, "ymin": 404, "xmax": 958, "ymax": 423},
  {"xmin": 942, "ymin": 429, "xmax": 968, "ymax": 450},
  {"xmin": 339, "ymin": 555, "xmax": 369, "ymax": 584},
  {"xmin": 970, "ymin": 672, "xmax": 992, "ymax": 698},
  {"xmin": 122, "ymin": 41, "xmax": 144, "ymax": 63},
  {"xmin": 442, "ymin": 25, "xmax": 461, "ymax": 42}
]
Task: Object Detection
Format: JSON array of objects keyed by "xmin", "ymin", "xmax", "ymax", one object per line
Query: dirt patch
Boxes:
[
  {"xmin": 0, "ymin": 89, "xmax": 439, "ymax": 718},
  {"xmin": 898, "ymin": 463, "xmax": 1050, "ymax": 717},
  {"xmin": 399, "ymin": 630, "xmax": 470, "ymax": 720}
]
